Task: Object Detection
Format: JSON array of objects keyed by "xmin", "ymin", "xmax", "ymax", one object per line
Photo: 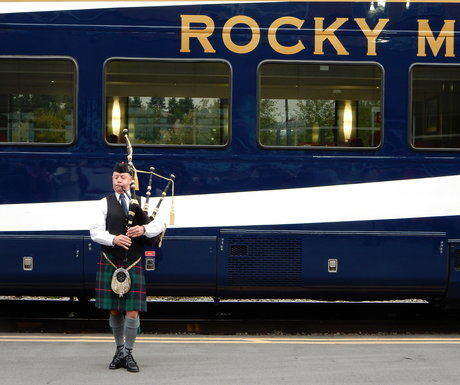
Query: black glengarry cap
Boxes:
[{"xmin": 113, "ymin": 161, "xmax": 132, "ymax": 175}]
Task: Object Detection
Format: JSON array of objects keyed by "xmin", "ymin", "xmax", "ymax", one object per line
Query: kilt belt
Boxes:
[{"xmin": 95, "ymin": 253, "xmax": 147, "ymax": 312}]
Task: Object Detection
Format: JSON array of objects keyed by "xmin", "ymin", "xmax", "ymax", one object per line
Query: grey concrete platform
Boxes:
[{"xmin": 2, "ymin": 334, "xmax": 460, "ymax": 385}]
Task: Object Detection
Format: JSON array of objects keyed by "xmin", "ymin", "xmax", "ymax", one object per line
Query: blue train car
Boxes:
[{"xmin": 0, "ymin": 0, "xmax": 459, "ymax": 304}]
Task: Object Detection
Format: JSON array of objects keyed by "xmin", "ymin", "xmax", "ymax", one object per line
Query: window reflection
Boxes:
[
  {"xmin": 105, "ymin": 61, "xmax": 230, "ymax": 146},
  {"xmin": 0, "ymin": 59, "xmax": 75, "ymax": 144},
  {"xmin": 412, "ymin": 66, "xmax": 460, "ymax": 149},
  {"xmin": 259, "ymin": 63, "xmax": 382, "ymax": 148}
]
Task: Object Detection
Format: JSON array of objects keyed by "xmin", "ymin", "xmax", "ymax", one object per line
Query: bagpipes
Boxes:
[{"xmin": 122, "ymin": 128, "xmax": 175, "ymax": 248}]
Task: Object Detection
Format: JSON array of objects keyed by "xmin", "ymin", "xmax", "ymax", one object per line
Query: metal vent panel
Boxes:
[{"xmin": 226, "ymin": 236, "xmax": 302, "ymax": 286}]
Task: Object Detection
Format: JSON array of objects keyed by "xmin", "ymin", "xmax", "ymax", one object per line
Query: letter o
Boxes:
[{"xmin": 222, "ymin": 15, "xmax": 260, "ymax": 54}]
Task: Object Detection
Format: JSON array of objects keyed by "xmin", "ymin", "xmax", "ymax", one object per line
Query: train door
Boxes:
[
  {"xmin": 144, "ymin": 236, "xmax": 217, "ymax": 296},
  {"xmin": 84, "ymin": 235, "xmax": 217, "ymax": 298},
  {"xmin": 445, "ymin": 242, "xmax": 460, "ymax": 304},
  {"xmin": 217, "ymin": 229, "xmax": 449, "ymax": 298},
  {"xmin": 0, "ymin": 234, "xmax": 84, "ymax": 296}
]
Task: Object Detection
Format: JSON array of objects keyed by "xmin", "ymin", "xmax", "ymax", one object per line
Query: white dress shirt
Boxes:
[{"xmin": 89, "ymin": 192, "xmax": 167, "ymax": 246}]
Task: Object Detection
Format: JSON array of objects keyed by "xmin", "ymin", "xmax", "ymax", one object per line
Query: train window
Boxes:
[
  {"xmin": 258, "ymin": 62, "xmax": 382, "ymax": 149},
  {"xmin": 0, "ymin": 58, "xmax": 76, "ymax": 145},
  {"xmin": 105, "ymin": 60, "xmax": 230, "ymax": 147},
  {"xmin": 411, "ymin": 65, "xmax": 460, "ymax": 149}
]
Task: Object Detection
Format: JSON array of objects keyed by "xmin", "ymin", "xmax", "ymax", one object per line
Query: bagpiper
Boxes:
[{"xmin": 90, "ymin": 161, "xmax": 166, "ymax": 372}]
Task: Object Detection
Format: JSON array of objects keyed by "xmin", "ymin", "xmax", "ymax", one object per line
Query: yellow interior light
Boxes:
[
  {"xmin": 343, "ymin": 100, "xmax": 353, "ymax": 142},
  {"xmin": 112, "ymin": 96, "xmax": 121, "ymax": 136}
]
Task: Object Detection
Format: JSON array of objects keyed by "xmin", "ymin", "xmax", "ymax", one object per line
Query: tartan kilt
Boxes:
[{"xmin": 95, "ymin": 254, "xmax": 147, "ymax": 312}]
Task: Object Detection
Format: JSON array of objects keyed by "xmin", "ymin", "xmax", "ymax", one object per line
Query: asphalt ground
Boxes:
[{"xmin": 2, "ymin": 334, "xmax": 460, "ymax": 385}]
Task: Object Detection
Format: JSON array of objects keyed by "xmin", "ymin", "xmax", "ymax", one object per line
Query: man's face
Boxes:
[{"xmin": 112, "ymin": 172, "xmax": 133, "ymax": 194}]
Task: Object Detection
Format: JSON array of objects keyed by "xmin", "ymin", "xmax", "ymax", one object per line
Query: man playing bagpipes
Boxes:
[{"xmin": 89, "ymin": 161, "xmax": 166, "ymax": 372}]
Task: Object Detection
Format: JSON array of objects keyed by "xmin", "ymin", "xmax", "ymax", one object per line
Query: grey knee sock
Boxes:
[
  {"xmin": 109, "ymin": 313, "xmax": 125, "ymax": 348},
  {"xmin": 124, "ymin": 316, "xmax": 140, "ymax": 352}
]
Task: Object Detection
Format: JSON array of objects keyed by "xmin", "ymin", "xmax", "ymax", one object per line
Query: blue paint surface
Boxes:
[{"xmin": 0, "ymin": 2, "xmax": 459, "ymax": 301}]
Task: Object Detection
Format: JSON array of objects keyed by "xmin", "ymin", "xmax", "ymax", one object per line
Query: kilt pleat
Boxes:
[{"xmin": 95, "ymin": 254, "xmax": 147, "ymax": 312}]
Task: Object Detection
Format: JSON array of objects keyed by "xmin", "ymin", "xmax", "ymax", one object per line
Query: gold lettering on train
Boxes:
[
  {"xmin": 180, "ymin": 14, "xmax": 216, "ymax": 53},
  {"xmin": 268, "ymin": 17, "xmax": 306, "ymax": 55},
  {"xmin": 314, "ymin": 17, "xmax": 349, "ymax": 56},
  {"xmin": 222, "ymin": 15, "xmax": 260, "ymax": 54},
  {"xmin": 354, "ymin": 18, "xmax": 389, "ymax": 56},
  {"xmin": 417, "ymin": 19, "xmax": 455, "ymax": 57},
  {"xmin": 180, "ymin": 15, "xmax": 458, "ymax": 58}
]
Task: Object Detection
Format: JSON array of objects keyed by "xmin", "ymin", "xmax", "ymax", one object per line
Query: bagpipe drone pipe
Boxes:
[{"xmin": 123, "ymin": 129, "xmax": 175, "ymax": 270}]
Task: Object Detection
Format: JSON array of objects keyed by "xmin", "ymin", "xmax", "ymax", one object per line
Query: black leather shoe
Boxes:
[
  {"xmin": 108, "ymin": 349, "xmax": 125, "ymax": 370},
  {"xmin": 124, "ymin": 352, "xmax": 139, "ymax": 372}
]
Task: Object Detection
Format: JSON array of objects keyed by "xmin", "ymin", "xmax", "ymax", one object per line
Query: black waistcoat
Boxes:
[{"xmin": 102, "ymin": 193, "xmax": 148, "ymax": 265}]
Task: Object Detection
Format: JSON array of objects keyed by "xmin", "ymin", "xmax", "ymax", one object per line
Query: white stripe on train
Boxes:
[{"xmin": 1, "ymin": 174, "xmax": 460, "ymax": 232}]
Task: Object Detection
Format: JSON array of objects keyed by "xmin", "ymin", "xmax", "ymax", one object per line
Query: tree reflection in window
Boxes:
[
  {"xmin": 0, "ymin": 59, "xmax": 75, "ymax": 144},
  {"xmin": 259, "ymin": 63, "xmax": 382, "ymax": 148},
  {"xmin": 8, "ymin": 94, "xmax": 73, "ymax": 143},
  {"xmin": 105, "ymin": 60, "xmax": 230, "ymax": 146}
]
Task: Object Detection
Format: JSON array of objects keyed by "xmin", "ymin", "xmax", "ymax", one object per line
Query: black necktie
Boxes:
[{"xmin": 120, "ymin": 194, "xmax": 128, "ymax": 214}]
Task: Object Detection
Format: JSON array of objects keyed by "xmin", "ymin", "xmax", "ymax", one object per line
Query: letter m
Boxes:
[{"xmin": 417, "ymin": 19, "xmax": 455, "ymax": 57}]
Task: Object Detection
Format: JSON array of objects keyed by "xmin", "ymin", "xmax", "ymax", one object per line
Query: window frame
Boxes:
[
  {"xmin": 257, "ymin": 60, "xmax": 385, "ymax": 151},
  {"xmin": 0, "ymin": 55, "xmax": 78, "ymax": 147},
  {"xmin": 409, "ymin": 63, "xmax": 460, "ymax": 152},
  {"xmin": 103, "ymin": 57, "xmax": 233, "ymax": 149}
]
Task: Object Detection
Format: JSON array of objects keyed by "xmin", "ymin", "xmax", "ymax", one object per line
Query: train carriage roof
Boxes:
[{"xmin": 0, "ymin": 0, "xmax": 458, "ymax": 15}]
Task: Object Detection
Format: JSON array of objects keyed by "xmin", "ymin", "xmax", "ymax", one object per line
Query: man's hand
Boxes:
[
  {"xmin": 127, "ymin": 225, "xmax": 145, "ymax": 238},
  {"xmin": 113, "ymin": 234, "xmax": 132, "ymax": 250}
]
